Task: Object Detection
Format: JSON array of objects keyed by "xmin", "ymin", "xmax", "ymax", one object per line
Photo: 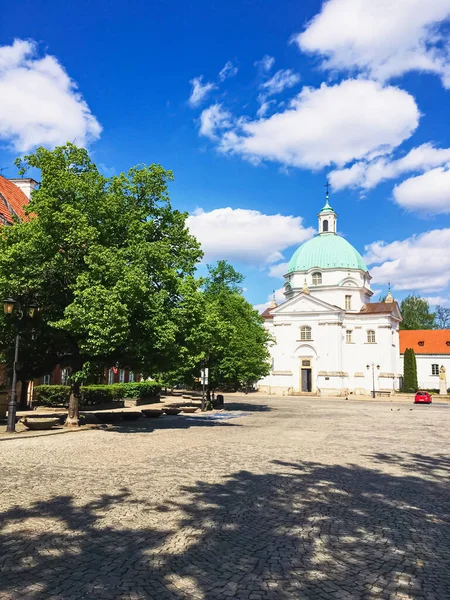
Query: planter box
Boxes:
[
  {"xmin": 125, "ymin": 395, "xmax": 161, "ymax": 407},
  {"xmin": 81, "ymin": 401, "xmax": 125, "ymax": 411}
]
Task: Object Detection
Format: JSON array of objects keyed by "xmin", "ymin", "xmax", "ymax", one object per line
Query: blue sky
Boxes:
[{"xmin": 1, "ymin": 0, "xmax": 450, "ymax": 310}]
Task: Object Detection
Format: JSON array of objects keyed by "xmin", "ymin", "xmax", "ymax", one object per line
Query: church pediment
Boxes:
[{"xmin": 272, "ymin": 292, "xmax": 342, "ymax": 316}]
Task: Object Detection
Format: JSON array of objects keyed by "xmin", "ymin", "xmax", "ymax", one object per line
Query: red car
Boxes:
[{"xmin": 414, "ymin": 391, "xmax": 432, "ymax": 404}]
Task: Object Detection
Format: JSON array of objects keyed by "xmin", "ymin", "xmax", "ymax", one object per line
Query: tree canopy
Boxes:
[
  {"xmin": 0, "ymin": 146, "xmax": 273, "ymax": 422},
  {"xmin": 0, "ymin": 144, "xmax": 203, "ymax": 424},
  {"xmin": 200, "ymin": 261, "xmax": 271, "ymax": 397},
  {"xmin": 399, "ymin": 295, "xmax": 436, "ymax": 330}
]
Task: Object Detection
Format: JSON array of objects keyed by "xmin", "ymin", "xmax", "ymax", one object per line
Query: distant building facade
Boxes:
[{"xmin": 400, "ymin": 330, "xmax": 450, "ymax": 390}]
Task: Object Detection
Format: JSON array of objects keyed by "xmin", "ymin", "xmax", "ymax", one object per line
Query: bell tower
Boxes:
[{"xmin": 318, "ymin": 182, "xmax": 337, "ymax": 235}]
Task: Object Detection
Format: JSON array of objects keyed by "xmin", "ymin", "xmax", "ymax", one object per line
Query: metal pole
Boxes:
[
  {"xmin": 372, "ymin": 364, "xmax": 376, "ymax": 399},
  {"xmin": 7, "ymin": 333, "xmax": 20, "ymax": 433},
  {"xmin": 201, "ymin": 367, "xmax": 206, "ymax": 412}
]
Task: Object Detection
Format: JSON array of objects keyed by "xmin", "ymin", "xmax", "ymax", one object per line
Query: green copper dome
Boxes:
[{"xmin": 287, "ymin": 234, "xmax": 368, "ymax": 273}]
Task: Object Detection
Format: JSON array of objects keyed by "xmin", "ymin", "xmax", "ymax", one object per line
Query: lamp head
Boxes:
[{"xmin": 3, "ymin": 298, "xmax": 16, "ymax": 315}]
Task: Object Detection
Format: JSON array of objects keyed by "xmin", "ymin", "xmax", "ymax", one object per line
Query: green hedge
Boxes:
[
  {"xmin": 118, "ymin": 381, "xmax": 162, "ymax": 399},
  {"xmin": 34, "ymin": 381, "xmax": 162, "ymax": 407},
  {"xmin": 34, "ymin": 385, "xmax": 69, "ymax": 407}
]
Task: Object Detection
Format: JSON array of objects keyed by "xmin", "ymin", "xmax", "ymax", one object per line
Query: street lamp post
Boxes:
[
  {"xmin": 366, "ymin": 363, "xmax": 380, "ymax": 399},
  {"xmin": 3, "ymin": 298, "xmax": 38, "ymax": 433}
]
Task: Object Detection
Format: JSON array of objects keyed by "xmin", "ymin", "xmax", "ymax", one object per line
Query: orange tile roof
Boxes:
[
  {"xmin": 0, "ymin": 176, "xmax": 29, "ymax": 224},
  {"xmin": 400, "ymin": 330, "xmax": 450, "ymax": 354}
]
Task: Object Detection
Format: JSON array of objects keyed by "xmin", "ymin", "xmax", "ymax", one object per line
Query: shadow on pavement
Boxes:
[
  {"xmin": 104, "ymin": 413, "xmax": 245, "ymax": 434},
  {"xmin": 1, "ymin": 453, "xmax": 449, "ymax": 598}
]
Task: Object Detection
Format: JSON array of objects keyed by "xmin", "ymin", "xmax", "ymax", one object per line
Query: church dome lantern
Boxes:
[{"xmin": 287, "ymin": 186, "xmax": 368, "ymax": 275}]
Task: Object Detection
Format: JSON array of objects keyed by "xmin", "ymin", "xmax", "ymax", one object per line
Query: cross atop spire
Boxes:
[{"xmin": 385, "ymin": 282, "xmax": 394, "ymax": 303}]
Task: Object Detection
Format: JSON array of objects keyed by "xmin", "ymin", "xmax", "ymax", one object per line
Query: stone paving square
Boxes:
[{"xmin": 1, "ymin": 396, "xmax": 450, "ymax": 599}]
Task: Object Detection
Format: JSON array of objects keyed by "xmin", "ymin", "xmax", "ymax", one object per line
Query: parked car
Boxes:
[{"xmin": 414, "ymin": 391, "xmax": 432, "ymax": 404}]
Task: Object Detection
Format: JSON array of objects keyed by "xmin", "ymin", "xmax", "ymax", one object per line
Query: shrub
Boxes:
[
  {"xmin": 34, "ymin": 385, "xmax": 70, "ymax": 407},
  {"xmin": 80, "ymin": 385, "xmax": 125, "ymax": 406},
  {"xmin": 403, "ymin": 348, "xmax": 418, "ymax": 392},
  {"xmin": 120, "ymin": 381, "xmax": 162, "ymax": 399},
  {"xmin": 34, "ymin": 384, "xmax": 127, "ymax": 407}
]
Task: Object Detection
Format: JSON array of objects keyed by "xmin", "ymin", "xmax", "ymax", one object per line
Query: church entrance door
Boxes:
[{"xmin": 301, "ymin": 368, "xmax": 312, "ymax": 392}]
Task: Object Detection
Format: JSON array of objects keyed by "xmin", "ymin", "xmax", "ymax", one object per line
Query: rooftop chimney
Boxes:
[{"xmin": 8, "ymin": 178, "xmax": 38, "ymax": 200}]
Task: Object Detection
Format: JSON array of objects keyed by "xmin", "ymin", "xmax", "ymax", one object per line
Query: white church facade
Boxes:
[{"xmin": 258, "ymin": 196, "xmax": 402, "ymax": 397}]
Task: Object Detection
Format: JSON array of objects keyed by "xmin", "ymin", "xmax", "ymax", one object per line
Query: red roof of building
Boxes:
[
  {"xmin": 0, "ymin": 177, "xmax": 29, "ymax": 224},
  {"xmin": 400, "ymin": 329, "xmax": 450, "ymax": 354},
  {"xmin": 260, "ymin": 306, "xmax": 275, "ymax": 319}
]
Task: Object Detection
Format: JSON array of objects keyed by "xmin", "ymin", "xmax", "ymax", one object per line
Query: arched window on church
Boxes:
[
  {"xmin": 312, "ymin": 272, "xmax": 322, "ymax": 285},
  {"xmin": 300, "ymin": 326, "xmax": 312, "ymax": 341},
  {"xmin": 322, "ymin": 219, "xmax": 329, "ymax": 232}
]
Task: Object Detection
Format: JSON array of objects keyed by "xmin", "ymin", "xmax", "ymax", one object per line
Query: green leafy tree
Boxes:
[
  {"xmin": 399, "ymin": 295, "xmax": 436, "ymax": 330},
  {"xmin": 199, "ymin": 261, "xmax": 271, "ymax": 406},
  {"xmin": 0, "ymin": 144, "xmax": 202, "ymax": 425},
  {"xmin": 403, "ymin": 348, "xmax": 418, "ymax": 392}
]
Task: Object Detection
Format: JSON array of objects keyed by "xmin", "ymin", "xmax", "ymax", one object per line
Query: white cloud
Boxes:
[
  {"xmin": 218, "ymin": 79, "xmax": 419, "ymax": 170},
  {"xmin": 330, "ymin": 143, "xmax": 450, "ymax": 191},
  {"xmin": 256, "ymin": 99, "xmax": 276, "ymax": 118},
  {"xmin": 199, "ymin": 104, "xmax": 233, "ymax": 140},
  {"xmin": 259, "ymin": 69, "xmax": 300, "ymax": 96},
  {"xmin": 186, "ymin": 207, "xmax": 314, "ymax": 265},
  {"xmin": 424, "ymin": 296, "xmax": 450, "ymax": 307},
  {"xmin": 188, "ymin": 76, "xmax": 216, "ymax": 107},
  {"xmin": 254, "ymin": 287, "xmax": 285, "ymax": 313},
  {"xmin": 219, "ymin": 61, "xmax": 238, "ymax": 81},
  {"xmin": 393, "ymin": 167, "xmax": 450, "ymax": 215},
  {"xmin": 294, "ymin": 0, "xmax": 450, "ymax": 87},
  {"xmin": 254, "ymin": 55, "xmax": 275, "ymax": 73},
  {"xmin": 268, "ymin": 262, "xmax": 289, "ymax": 278},
  {"xmin": 0, "ymin": 39, "xmax": 101, "ymax": 152},
  {"xmin": 364, "ymin": 229, "xmax": 450, "ymax": 292}
]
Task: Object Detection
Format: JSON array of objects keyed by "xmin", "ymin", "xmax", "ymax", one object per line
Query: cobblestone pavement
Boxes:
[{"xmin": 1, "ymin": 396, "xmax": 450, "ymax": 600}]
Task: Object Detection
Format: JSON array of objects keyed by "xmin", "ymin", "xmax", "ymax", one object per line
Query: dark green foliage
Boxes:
[
  {"xmin": 34, "ymin": 385, "xmax": 69, "ymax": 407},
  {"xmin": 403, "ymin": 348, "xmax": 418, "ymax": 392},
  {"xmin": 118, "ymin": 381, "xmax": 162, "ymax": 399},
  {"xmin": 34, "ymin": 384, "xmax": 127, "ymax": 407},
  {"xmin": 79, "ymin": 385, "xmax": 124, "ymax": 406}
]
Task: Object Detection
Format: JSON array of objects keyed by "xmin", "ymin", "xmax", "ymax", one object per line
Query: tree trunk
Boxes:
[
  {"xmin": 19, "ymin": 378, "xmax": 28, "ymax": 410},
  {"xmin": 66, "ymin": 379, "xmax": 81, "ymax": 427}
]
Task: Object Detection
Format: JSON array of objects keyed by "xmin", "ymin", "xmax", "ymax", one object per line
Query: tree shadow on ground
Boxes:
[
  {"xmin": 105, "ymin": 413, "xmax": 245, "ymax": 434},
  {"xmin": 223, "ymin": 401, "xmax": 272, "ymax": 412},
  {"xmin": 1, "ymin": 454, "xmax": 449, "ymax": 599}
]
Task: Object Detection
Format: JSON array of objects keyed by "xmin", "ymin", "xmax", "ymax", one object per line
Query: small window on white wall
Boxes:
[
  {"xmin": 432, "ymin": 364, "xmax": 439, "ymax": 375},
  {"xmin": 345, "ymin": 295, "xmax": 352, "ymax": 310},
  {"xmin": 346, "ymin": 330, "xmax": 353, "ymax": 344},
  {"xmin": 367, "ymin": 330, "xmax": 376, "ymax": 343},
  {"xmin": 300, "ymin": 326, "xmax": 312, "ymax": 341},
  {"xmin": 312, "ymin": 272, "xmax": 322, "ymax": 285}
]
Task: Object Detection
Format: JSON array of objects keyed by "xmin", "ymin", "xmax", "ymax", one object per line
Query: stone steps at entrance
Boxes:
[{"xmin": 289, "ymin": 391, "xmax": 319, "ymax": 397}]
